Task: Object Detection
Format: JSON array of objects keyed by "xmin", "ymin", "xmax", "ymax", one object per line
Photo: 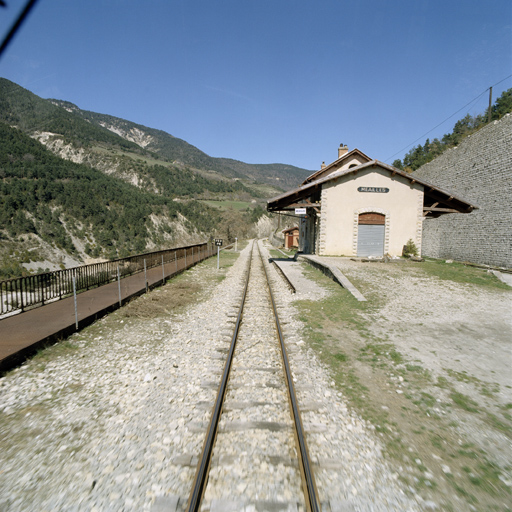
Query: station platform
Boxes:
[{"xmin": 0, "ymin": 257, "xmax": 193, "ymax": 373}]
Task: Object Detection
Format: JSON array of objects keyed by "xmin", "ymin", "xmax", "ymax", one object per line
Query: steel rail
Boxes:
[
  {"xmin": 186, "ymin": 241, "xmax": 254, "ymax": 512},
  {"xmin": 270, "ymin": 259, "xmax": 297, "ymax": 293},
  {"xmin": 257, "ymin": 241, "xmax": 321, "ymax": 512}
]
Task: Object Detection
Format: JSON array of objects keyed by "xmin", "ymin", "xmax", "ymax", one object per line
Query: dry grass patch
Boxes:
[{"xmin": 295, "ymin": 261, "xmax": 512, "ymax": 511}]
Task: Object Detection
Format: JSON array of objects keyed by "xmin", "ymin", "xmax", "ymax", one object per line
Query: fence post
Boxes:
[
  {"xmin": 40, "ymin": 274, "xmax": 44, "ymax": 306},
  {"xmin": 117, "ymin": 265, "xmax": 122, "ymax": 307},
  {"xmin": 19, "ymin": 278, "xmax": 24, "ymax": 313},
  {"xmin": 0, "ymin": 244, "xmax": 218, "ymax": 317},
  {"xmin": 73, "ymin": 273, "xmax": 78, "ymax": 330}
]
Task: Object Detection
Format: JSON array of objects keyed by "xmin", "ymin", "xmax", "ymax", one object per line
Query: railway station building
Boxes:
[{"xmin": 267, "ymin": 145, "xmax": 477, "ymax": 258}]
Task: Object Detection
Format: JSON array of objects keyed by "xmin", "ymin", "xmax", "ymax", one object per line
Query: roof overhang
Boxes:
[
  {"xmin": 267, "ymin": 180, "xmax": 322, "ymax": 212},
  {"xmin": 267, "ymin": 160, "xmax": 478, "ymax": 216}
]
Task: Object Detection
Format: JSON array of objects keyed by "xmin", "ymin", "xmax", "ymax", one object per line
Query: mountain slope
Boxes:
[
  {"xmin": 0, "ymin": 80, "xmax": 145, "ymax": 153},
  {"xmin": 0, "ymin": 78, "xmax": 311, "ymax": 191},
  {"xmin": 52, "ymin": 99, "xmax": 312, "ymax": 189},
  {"xmin": 0, "ymin": 79, "xmax": 262, "ymax": 201},
  {"xmin": 0, "ymin": 123, "xmax": 221, "ymax": 272},
  {"xmin": 0, "ymin": 77, "xmax": 307, "ymax": 277}
]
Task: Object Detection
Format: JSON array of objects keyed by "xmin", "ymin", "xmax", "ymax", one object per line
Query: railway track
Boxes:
[{"xmin": 186, "ymin": 240, "xmax": 320, "ymax": 511}]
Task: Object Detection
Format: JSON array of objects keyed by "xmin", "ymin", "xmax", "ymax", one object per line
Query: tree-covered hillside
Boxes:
[
  {"xmin": 0, "ymin": 123, "xmax": 224, "ymax": 276},
  {"xmin": 0, "ymin": 78, "xmax": 300, "ymax": 278},
  {"xmin": 0, "ymin": 79, "xmax": 257, "ymax": 197},
  {"xmin": 61, "ymin": 103, "xmax": 312, "ymax": 190},
  {"xmin": 0, "ymin": 79, "xmax": 145, "ymax": 153},
  {"xmin": 393, "ymin": 88, "xmax": 512, "ymax": 172},
  {"xmin": 0, "ymin": 79, "xmax": 311, "ymax": 191}
]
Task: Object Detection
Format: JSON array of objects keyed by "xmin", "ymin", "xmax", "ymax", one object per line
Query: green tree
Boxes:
[
  {"xmin": 491, "ymin": 88, "xmax": 512, "ymax": 120},
  {"xmin": 393, "ymin": 88, "xmax": 512, "ymax": 171}
]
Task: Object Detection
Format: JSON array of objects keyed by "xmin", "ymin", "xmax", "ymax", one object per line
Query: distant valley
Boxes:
[{"xmin": 0, "ymin": 78, "xmax": 310, "ymax": 278}]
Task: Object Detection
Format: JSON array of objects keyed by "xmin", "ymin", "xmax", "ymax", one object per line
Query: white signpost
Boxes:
[
  {"xmin": 215, "ymin": 239, "xmax": 223, "ymax": 270},
  {"xmin": 295, "ymin": 207, "xmax": 307, "ymax": 215}
]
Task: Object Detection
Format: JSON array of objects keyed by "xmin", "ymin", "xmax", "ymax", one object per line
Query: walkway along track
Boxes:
[
  {"xmin": 0, "ymin": 243, "xmax": 212, "ymax": 374},
  {"xmin": 186, "ymin": 240, "xmax": 320, "ymax": 511}
]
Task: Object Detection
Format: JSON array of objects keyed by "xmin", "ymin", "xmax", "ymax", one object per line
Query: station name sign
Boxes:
[{"xmin": 357, "ymin": 187, "xmax": 389, "ymax": 193}]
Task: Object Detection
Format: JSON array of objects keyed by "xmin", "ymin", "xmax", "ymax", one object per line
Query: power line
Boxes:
[
  {"xmin": 491, "ymin": 74, "xmax": 512, "ymax": 89},
  {"xmin": 384, "ymin": 91, "xmax": 487, "ymax": 163},
  {"xmin": 384, "ymin": 74, "xmax": 512, "ymax": 164}
]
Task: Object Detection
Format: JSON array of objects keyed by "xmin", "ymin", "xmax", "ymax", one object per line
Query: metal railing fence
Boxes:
[{"xmin": 0, "ymin": 242, "xmax": 213, "ymax": 317}]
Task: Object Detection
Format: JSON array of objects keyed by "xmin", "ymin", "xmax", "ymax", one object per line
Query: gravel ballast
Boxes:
[{"xmin": 0, "ymin": 242, "xmax": 424, "ymax": 511}]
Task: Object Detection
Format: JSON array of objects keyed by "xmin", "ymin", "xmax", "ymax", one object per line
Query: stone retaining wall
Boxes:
[
  {"xmin": 413, "ymin": 114, "xmax": 512, "ymax": 268},
  {"xmin": 269, "ymin": 229, "xmax": 284, "ymax": 248}
]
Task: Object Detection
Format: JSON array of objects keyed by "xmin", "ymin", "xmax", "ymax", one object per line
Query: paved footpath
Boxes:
[{"xmin": 0, "ymin": 256, "xmax": 196, "ymax": 372}]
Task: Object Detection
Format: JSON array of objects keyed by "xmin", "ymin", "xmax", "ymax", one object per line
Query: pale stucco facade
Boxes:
[
  {"xmin": 317, "ymin": 167, "xmax": 424, "ymax": 257},
  {"xmin": 268, "ymin": 150, "xmax": 477, "ymax": 258},
  {"xmin": 335, "ymin": 154, "xmax": 368, "ymax": 171}
]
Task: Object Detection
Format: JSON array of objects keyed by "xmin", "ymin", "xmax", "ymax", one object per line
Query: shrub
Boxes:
[{"xmin": 402, "ymin": 239, "xmax": 419, "ymax": 257}]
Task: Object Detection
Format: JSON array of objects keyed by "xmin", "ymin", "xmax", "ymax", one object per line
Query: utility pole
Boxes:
[{"xmin": 488, "ymin": 86, "xmax": 493, "ymax": 123}]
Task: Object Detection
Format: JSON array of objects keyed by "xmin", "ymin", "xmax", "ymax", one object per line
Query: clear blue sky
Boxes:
[{"xmin": 1, "ymin": 0, "xmax": 511, "ymax": 171}]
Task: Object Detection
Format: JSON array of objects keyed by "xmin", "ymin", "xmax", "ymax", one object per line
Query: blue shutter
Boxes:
[{"xmin": 357, "ymin": 225, "xmax": 385, "ymax": 257}]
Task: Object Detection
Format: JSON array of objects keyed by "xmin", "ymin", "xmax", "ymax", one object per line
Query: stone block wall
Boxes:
[
  {"xmin": 413, "ymin": 114, "xmax": 512, "ymax": 268},
  {"xmin": 269, "ymin": 229, "xmax": 284, "ymax": 248}
]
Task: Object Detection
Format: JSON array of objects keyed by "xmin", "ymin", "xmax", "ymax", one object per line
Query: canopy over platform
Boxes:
[{"xmin": 267, "ymin": 160, "xmax": 478, "ymax": 217}]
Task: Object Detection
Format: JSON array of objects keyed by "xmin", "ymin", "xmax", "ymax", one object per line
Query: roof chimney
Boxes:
[
  {"xmin": 321, "ymin": 161, "xmax": 326, "ymax": 169},
  {"xmin": 338, "ymin": 143, "xmax": 348, "ymax": 159}
]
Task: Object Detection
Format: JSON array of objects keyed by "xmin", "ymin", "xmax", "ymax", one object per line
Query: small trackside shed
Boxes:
[
  {"xmin": 267, "ymin": 147, "xmax": 478, "ymax": 258},
  {"xmin": 282, "ymin": 226, "xmax": 299, "ymax": 249}
]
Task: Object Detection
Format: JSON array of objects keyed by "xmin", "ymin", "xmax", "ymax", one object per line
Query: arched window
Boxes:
[{"xmin": 358, "ymin": 212, "xmax": 385, "ymax": 225}]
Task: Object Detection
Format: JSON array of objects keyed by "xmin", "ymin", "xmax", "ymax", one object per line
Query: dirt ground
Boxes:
[{"xmin": 292, "ymin": 257, "xmax": 512, "ymax": 511}]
